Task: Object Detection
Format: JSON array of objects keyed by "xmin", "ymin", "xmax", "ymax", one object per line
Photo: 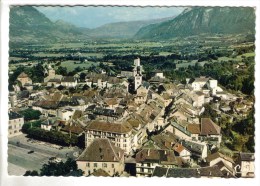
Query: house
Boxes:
[
  {"xmin": 135, "ymin": 148, "xmax": 181, "ymax": 177},
  {"xmin": 60, "ymin": 120, "xmax": 84, "ymax": 136},
  {"xmin": 191, "ymin": 76, "xmax": 209, "ymax": 91},
  {"xmin": 191, "ymin": 76, "xmax": 221, "ymax": 96},
  {"xmin": 17, "ymin": 72, "xmax": 32, "ymax": 87},
  {"xmin": 61, "ymin": 76, "xmax": 77, "ymax": 87},
  {"xmin": 32, "ymin": 100, "xmax": 59, "ymax": 117},
  {"xmin": 57, "ymin": 108, "xmax": 74, "ymax": 121},
  {"xmin": 76, "ymin": 138, "xmax": 125, "ymax": 176},
  {"xmin": 134, "ymin": 86, "xmax": 148, "ymax": 105},
  {"xmin": 173, "ymin": 143, "xmax": 191, "ymax": 161},
  {"xmin": 44, "ymin": 65, "xmax": 63, "ymax": 86},
  {"xmin": 178, "ymin": 139, "xmax": 208, "ymax": 159},
  {"xmin": 85, "ymin": 120, "xmax": 134, "ymax": 154},
  {"xmin": 41, "ymin": 118, "xmax": 55, "ymax": 131},
  {"xmin": 153, "ymin": 70, "xmax": 165, "ymax": 79},
  {"xmin": 205, "ymin": 152, "xmax": 235, "ymax": 173},
  {"xmin": 199, "ymin": 118, "xmax": 222, "ymax": 146},
  {"xmin": 237, "ymin": 152, "xmax": 255, "ymax": 178},
  {"xmin": 8, "ymin": 111, "xmax": 24, "ymax": 137}
]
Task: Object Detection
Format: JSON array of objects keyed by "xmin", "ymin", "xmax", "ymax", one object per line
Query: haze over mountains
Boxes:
[{"xmin": 10, "ymin": 6, "xmax": 255, "ymax": 44}]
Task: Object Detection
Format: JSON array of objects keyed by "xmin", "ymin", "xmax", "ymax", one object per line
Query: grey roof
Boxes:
[
  {"xmin": 153, "ymin": 166, "xmax": 224, "ymax": 178},
  {"xmin": 62, "ymin": 76, "xmax": 77, "ymax": 82},
  {"xmin": 240, "ymin": 153, "xmax": 255, "ymax": 161},
  {"xmin": 179, "ymin": 139, "xmax": 205, "ymax": 155}
]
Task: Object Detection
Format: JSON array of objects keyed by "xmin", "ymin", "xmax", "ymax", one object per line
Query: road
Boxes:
[{"xmin": 8, "ymin": 134, "xmax": 83, "ymax": 176}]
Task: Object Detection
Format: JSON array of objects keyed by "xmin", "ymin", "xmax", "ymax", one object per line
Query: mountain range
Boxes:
[
  {"xmin": 9, "ymin": 6, "xmax": 255, "ymax": 43},
  {"xmin": 135, "ymin": 7, "xmax": 255, "ymax": 39}
]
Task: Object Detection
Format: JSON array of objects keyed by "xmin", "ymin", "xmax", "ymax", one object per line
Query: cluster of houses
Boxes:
[{"xmin": 8, "ymin": 58, "xmax": 255, "ymax": 178}]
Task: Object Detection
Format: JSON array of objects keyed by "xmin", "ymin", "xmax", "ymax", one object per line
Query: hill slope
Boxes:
[
  {"xmin": 10, "ymin": 6, "xmax": 87, "ymax": 43},
  {"xmin": 135, "ymin": 7, "xmax": 255, "ymax": 39},
  {"xmin": 87, "ymin": 17, "xmax": 176, "ymax": 38}
]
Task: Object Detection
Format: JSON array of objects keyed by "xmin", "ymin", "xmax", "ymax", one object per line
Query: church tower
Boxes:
[{"xmin": 133, "ymin": 58, "xmax": 142, "ymax": 90}]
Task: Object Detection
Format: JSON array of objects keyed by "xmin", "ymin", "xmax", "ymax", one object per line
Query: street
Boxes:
[{"xmin": 8, "ymin": 134, "xmax": 82, "ymax": 176}]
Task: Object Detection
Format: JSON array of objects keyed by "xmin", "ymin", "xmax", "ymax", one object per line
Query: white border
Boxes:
[{"xmin": 1, "ymin": 1, "xmax": 259, "ymax": 186}]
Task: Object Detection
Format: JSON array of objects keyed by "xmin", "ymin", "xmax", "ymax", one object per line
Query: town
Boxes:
[
  {"xmin": 6, "ymin": 5, "xmax": 255, "ymax": 179},
  {"xmin": 8, "ymin": 57, "xmax": 254, "ymax": 178}
]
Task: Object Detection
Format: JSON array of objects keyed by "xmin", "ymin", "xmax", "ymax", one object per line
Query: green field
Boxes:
[{"xmin": 59, "ymin": 60, "xmax": 99, "ymax": 72}]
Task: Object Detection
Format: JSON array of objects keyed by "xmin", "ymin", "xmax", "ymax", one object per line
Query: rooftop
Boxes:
[
  {"xmin": 200, "ymin": 118, "xmax": 221, "ymax": 135},
  {"xmin": 85, "ymin": 120, "xmax": 132, "ymax": 134},
  {"xmin": 77, "ymin": 138, "xmax": 124, "ymax": 162}
]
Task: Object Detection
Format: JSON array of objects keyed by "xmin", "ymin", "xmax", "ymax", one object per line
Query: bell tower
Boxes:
[{"xmin": 133, "ymin": 58, "xmax": 142, "ymax": 90}]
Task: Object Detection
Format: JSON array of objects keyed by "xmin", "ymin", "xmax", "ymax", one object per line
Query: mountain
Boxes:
[
  {"xmin": 87, "ymin": 17, "xmax": 177, "ymax": 39},
  {"xmin": 9, "ymin": 6, "xmax": 87, "ymax": 44},
  {"xmin": 135, "ymin": 7, "xmax": 255, "ymax": 40}
]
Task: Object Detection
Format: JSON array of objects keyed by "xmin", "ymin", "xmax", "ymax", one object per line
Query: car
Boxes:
[{"xmin": 28, "ymin": 150, "xmax": 34, "ymax": 154}]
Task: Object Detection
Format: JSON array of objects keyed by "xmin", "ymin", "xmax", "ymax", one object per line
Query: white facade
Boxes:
[
  {"xmin": 57, "ymin": 108, "xmax": 74, "ymax": 121},
  {"xmin": 61, "ymin": 80, "xmax": 77, "ymax": 88},
  {"xmin": 77, "ymin": 160, "xmax": 124, "ymax": 176},
  {"xmin": 85, "ymin": 122, "xmax": 135, "ymax": 155},
  {"xmin": 8, "ymin": 113, "xmax": 24, "ymax": 138}
]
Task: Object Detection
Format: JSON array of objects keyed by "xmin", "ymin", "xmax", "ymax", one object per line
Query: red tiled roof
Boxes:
[{"xmin": 200, "ymin": 118, "xmax": 221, "ymax": 135}]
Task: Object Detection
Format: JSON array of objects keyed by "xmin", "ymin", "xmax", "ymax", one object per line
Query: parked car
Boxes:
[{"xmin": 28, "ymin": 150, "xmax": 34, "ymax": 154}]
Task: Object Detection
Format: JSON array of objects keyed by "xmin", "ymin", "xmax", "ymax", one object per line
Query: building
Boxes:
[
  {"xmin": 152, "ymin": 165, "xmax": 225, "ymax": 178},
  {"xmin": 199, "ymin": 118, "xmax": 222, "ymax": 146},
  {"xmin": 237, "ymin": 152, "xmax": 255, "ymax": 178},
  {"xmin": 44, "ymin": 65, "xmax": 63, "ymax": 86},
  {"xmin": 135, "ymin": 148, "xmax": 180, "ymax": 177},
  {"xmin": 17, "ymin": 72, "xmax": 32, "ymax": 87},
  {"xmin": 8, "ymin": 111, "xmax": 24, "ymax": 137},
  {"xmin": 153, "ymin": 70, "xmax": 165, "ymax": 79},
  {"xmin": 133, "ymin": 58, "xmax": 143, "ymax": 90},
  {"xmin": 76, "ymin": 138, "xmax": 125, "ymax": 176},
  {"xmin": 85, "ymin": 120, "xmax": 134, "ymax": 154},
  {"xmin": 57, "ymin": 108, "xmax": 74, "ymax": 121},
  {"xmin": 206, "ymin": 152, "xmax": 235, "ymax": 171},
  {"xmin": 61, "ymin": 76, "xmax": 78, "ymax": 87}
]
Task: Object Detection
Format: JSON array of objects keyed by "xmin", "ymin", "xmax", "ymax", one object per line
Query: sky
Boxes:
[{"xmin": 35, "ymin": 6, "xmax": 184, "ymax": 29}]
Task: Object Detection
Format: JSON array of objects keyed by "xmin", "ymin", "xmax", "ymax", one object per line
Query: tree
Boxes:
[
  {"xmin": 56, "ymin": 66, "xmax": 68, "ymax": 76},
  {"xmin": 39, "ymin": 158, "xmax": 83, "ymax": 176},
  {"xmin": 24, "ymin": 170, "xmax": 39, "ymax": 176},
  {"xmin": 19, "ymin": 108, "xmax": 41, "ymax": 121}
]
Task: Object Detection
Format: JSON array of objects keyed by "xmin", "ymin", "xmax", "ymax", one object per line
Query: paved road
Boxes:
[{"xmin": 8, "ymin": 134, "xmax": 83, "ymax": 176}]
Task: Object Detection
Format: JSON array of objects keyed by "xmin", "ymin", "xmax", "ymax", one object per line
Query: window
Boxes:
[
  {"xmin": 86, "ymin": 163, "xmax": 90, "ymax": 167},
  {"xmin": 94, "ymin": 163, "xmax": 97, "ymax": 167},
  {"xmin": 103, "ymin": 163, "xmax": 107, "ymax": 168},
  {"xmin": 112, "ymin": 164, "xmax": 114, "ymax": 168},
  {"xmin": 9, "ymin": 126, "xmax": 12, "ymax": 129}
]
